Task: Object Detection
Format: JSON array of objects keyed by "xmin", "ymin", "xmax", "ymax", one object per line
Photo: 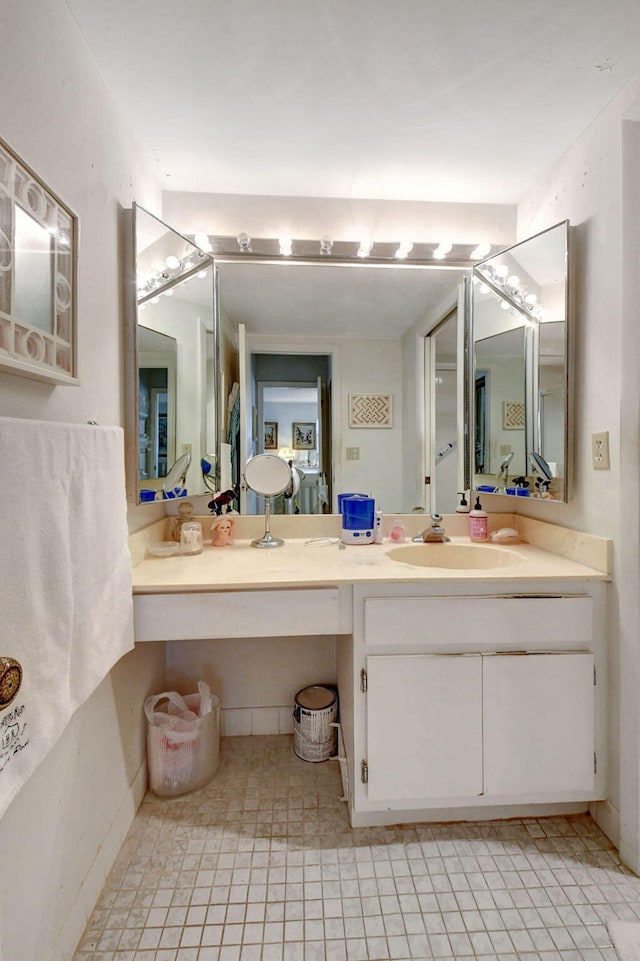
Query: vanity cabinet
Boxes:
[
  {"xmin": 340, "ymin": 582, "xmax": 606, "ymax": 827},
  {"xmin": 366, "ymin": 653, "xmax": 483, "ymax": 801},
  {"xmin": 132, "ymin": 565, "xmax": 607, "ymax": 829}
]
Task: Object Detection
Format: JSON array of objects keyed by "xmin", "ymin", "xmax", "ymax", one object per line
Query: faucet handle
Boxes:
[{"xmin": 430, "ymin": 513, "xmax": 443, "ymax": 525}]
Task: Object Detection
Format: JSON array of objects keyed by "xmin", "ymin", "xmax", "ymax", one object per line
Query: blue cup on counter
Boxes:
[{"xmin": 341, "ymin": 494, "xmax": 375, "ymax": 545}]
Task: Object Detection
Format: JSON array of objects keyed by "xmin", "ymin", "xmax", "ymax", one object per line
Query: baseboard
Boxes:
[
  {"xmin": 222, "ymin": 705, "xmax": 294, "ymax": 736},
  {"xmin": 590, "ymin": 797, "xmax": 620, "ymax": 850},
  {"xmin": 52, "ymin": 761, "xmax": 148, "ymax": 961}
]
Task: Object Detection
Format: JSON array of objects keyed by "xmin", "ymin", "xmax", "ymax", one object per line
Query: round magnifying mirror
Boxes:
[
  {"xmin": 244, "ymin": 453, "xmax": 293, "ymax": 548},
  {"xmin": 162, "ymin": 451, "xmax": 191, "ymax": 499}
]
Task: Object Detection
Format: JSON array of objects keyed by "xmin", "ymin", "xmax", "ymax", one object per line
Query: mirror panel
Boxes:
[
  {"xmin": 216, "ymin": 259, "xmax": 467, "ymax": 514},
  {"xmin": 471, "ymin": 221, "xmax": 569, "ymax": 502},
  {"xmin": 128, "ymin": 204, "xmax": 218, "ymax": 504}
]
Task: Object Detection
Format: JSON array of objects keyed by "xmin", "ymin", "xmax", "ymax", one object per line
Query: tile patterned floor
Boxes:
[{"xmin": 72, "ymin": 735, "xmax": 639, "ymax": 961}]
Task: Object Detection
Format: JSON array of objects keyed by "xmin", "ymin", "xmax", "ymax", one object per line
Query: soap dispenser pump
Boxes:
[
  {"xmin": 456, "ymin": 491, "xmax": 470, "ymax": 513},
  {"xmin": 469, "ymin": 495, "xmax": 488, "ymax": 542}
]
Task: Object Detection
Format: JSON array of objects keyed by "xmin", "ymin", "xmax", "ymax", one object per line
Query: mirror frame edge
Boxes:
[{"xmin": 122, "ymin": 203, "xmax": 139, "ymax": 505}]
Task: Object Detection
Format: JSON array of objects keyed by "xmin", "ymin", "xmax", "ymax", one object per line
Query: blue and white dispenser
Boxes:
[{"xmin": 341, "ymin": 494, "xmax": 375, "ymax": 545}]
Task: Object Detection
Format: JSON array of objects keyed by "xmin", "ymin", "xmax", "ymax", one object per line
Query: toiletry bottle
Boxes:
[
  {"xmin": 374, "ymin": 508, "xmax": 384, "ymax": 543},
  {"xmin": 469, "ymin": 495, "xmax": 488, "ymax": 542},
  {"xmin": 456, "ymin": 491, "xmax": 470, "ymax": 513}
]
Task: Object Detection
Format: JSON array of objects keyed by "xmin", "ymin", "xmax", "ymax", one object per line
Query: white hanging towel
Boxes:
[{"xmin": 0, "ymin": 417, "xmax": 134, "ymax": 817}]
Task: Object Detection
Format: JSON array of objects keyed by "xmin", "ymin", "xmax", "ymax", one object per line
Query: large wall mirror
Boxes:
[
  {"xmin": 215, "ymin": 255, "xmax": 469, "ymax": 515},
  {"xmin": 126, "ymin": 204, "xmax": 218, "ymax": 503},
  {"xmin": 470, "ymin": 220, "xmax": 570, "ymax": 503},
  {"xmin": 126, "ymin": 213, "xmax": 571, "ymax": 511}
]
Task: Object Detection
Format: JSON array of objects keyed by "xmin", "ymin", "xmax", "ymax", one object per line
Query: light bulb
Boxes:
[
  {"xmin": 194, "ymin": 232, "xmax": 212, "ymax": 252},
  {"xmin": 525, "ymin": 293, "xmax": 537, "ymax": 305},
  {"xmin": 479, "ymin": 283, "xmax": 489, "ymax": 294},
  {"xmin": 165, "ymin": 255, "xmax": 180, "ymax": 269},
  {"xmin": 357, "ymin": 240, "xmax": 373, "ymax": 258},
  {"xmin": 507, "ymin": 274, "xmax": 520, "ymax": 289},
  {"xmin": 237, "ymin": 233, "xmax": 252, "ymax": 252},
  {"xmin": 319, "ymin": 237, "xmax": 333, "ymax": 256},
  {"xmin": 433, "ymin": 241, "xmax": 452, "ymax": 260},
  {"xmin": 500, "ymin": 300, "xmax": 510, "ymax": 311},
  {"xmin": 395, "ymin": 241, "xmax": 413, "ymax": 259},
  {"xmin": 495, "ymin": 264, "xmax": 509, "ymax": 279},
  {"xmin": 471, "ymin": 242, "xmax": 491, "ymax": 259},
  {"xmin": 279, "ymin": 237, "xmax": 293, "ymax": 256},
  {"xmin": 164, "ymin": 289, "xmax": 174, "ymax": 297},
  {"xmin": 150, "ymin": 297, "xmax": 160, "ymax": 305},
  {"xmin": 197, "ymin": 270, "xmax": 207, "ymax": 279}
]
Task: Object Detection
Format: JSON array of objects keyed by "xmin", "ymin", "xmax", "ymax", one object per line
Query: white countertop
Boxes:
[{"xmin": 131, "ymin": 535, "xmax": 609, "ymax": 594}]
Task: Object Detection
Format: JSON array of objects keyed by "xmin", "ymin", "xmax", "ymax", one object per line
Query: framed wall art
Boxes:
[
  {"xmin": 349, "ymin": 393, "xmax": 393, "ymax": 428},
  {"xmin": 264, "ymin": 421, "xmax": 278, "ymax": 450},
  {"xmin": 503, "ymin": 401, "xmax": 525, "ymax": 430},
  {"xmin": 0, "ymin": 136, "xmax": 78, "ymax": 385},
  {"xmin": 292, "ymin": 422, "xmax": 316, "ymax": 450}
]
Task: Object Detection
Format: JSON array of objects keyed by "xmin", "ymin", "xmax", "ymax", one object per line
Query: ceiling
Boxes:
[
  {"xmin": 66, "ymin": 0, "xmax": 640, "ymax": 205},
  {"xmin": 215, "ymin": 261, "xmax": 462, "ymax": 338}
]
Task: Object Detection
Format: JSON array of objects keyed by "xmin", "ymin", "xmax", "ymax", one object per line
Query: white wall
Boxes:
[
  {"xmin": 339, "ymin": 339, "xmax": 403, "ymax": 511},
  {"xmin": 515, "ymin": 77, "xmax": 640, "ymax": 870},
  {"xmin": 0, "ymin": 2, "xmax": 166, "ymax": 959}
]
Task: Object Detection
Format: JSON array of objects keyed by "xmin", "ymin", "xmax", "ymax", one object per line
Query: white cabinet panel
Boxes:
[
  {"xmin": 135, "ymin": 588, "xmax": 345, "ymax": 640},
  {"xmin": 364, "ymin": 595, "xmax": 592, "ymax": 649},
  {"xmin": 366, "ymin": 654, "xmax": 483, "ymax": 801},
  {"xmin": 483, "ymin": 652, "xmax": 594, "ymax": 796}
]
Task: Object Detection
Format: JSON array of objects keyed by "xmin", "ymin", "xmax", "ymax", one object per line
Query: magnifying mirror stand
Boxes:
[{"xmin": 252, "ymin": 496, "xmax": 284, "ymax": 549}]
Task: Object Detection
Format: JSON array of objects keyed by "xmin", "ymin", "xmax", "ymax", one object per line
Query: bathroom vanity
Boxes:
[{"xmin": 132, "ymin": 520, "xmax": 609, "ymax": 827}]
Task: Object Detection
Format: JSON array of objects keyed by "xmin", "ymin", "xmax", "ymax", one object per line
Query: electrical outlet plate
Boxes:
[
  {"xmin": 346, "ymin": 447, "xmax": 360, "ymax": 461},
  {"xmin": 592, "ymin": 431, "xmax": 610, "ymax": 470}
]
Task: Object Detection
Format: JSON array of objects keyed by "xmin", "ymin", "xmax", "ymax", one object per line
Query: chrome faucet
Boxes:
[{"xmin": 412, "ymin": 513, "xmax": 450, "ymax": 543}]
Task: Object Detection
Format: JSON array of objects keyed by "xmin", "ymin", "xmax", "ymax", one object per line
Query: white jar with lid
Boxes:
[{"xmin": 180, "ymin": 521, "xmax": 203, "ymax": 555}]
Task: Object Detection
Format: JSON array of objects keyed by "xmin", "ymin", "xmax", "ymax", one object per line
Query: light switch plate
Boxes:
[
  {"xmin": 346, "ymin": 447, "xmax": 360, "ymax": 461},
  {"xmin": 592, "ymin": 431, "xmax": 610, "ymax": 470}
]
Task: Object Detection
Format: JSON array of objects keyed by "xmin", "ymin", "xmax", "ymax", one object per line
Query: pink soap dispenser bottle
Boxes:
[{"xmin": 469, "ymin": 495, "xmax": 488, "ymax": 543}]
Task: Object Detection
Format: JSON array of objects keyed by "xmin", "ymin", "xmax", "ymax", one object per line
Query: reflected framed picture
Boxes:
[
  {"xmin": 503, "ymin": 401, "xmax": 525, "ymax": 430},
  {"xmin": 264, "ymin": 421, "xmax": 278, "ymax": 450},
  {"xmin": 292, "ymin": 422, "xmax": 316, "ymax": 450}
]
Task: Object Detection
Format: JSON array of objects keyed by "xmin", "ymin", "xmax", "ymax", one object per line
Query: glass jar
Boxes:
[{"xmin": 180, "ymin": 521, "xmax": 203, "ymax": 555}]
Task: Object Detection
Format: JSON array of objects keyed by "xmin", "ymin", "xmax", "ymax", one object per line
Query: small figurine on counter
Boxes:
[{"xmin": 210, "ymin": 514, "xmax": 235, "ymax": 547}]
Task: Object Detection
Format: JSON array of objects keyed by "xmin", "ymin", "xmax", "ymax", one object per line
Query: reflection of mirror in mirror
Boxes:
[
  {"xmin": 474, "ymin": 325, "xmax": 527, "ymax": 482},
  {"xmin": 138, "ymin": 326, "xmax": 177, "ymax": 483},
  {"xmin": 472, "ymin": 221, "xmax": 569, "ymax": 502},
  {"xmin": 162, "ymin": 450, "xmax": 191, "ymax": 499},
  {"xmin": 131, "ymin": 204, "xmax": 218, "ymax": 504},
  {"xmin": 14, "ymin": 206, "xmax": 54, "ymax": 333}
]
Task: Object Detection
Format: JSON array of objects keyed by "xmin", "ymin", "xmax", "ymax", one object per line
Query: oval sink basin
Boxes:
[{"xmin": 387, "ymin": 543, "xmax": 523, "ymax": 570}]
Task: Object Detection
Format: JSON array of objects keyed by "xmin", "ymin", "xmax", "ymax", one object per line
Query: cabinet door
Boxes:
[
  {"xmin": 366, "ymin": 654, "xmax": 483, "ymax": 801},
  {"xmin": 483, "ymin": 652, "xmax": 594, "ymax": 797}
]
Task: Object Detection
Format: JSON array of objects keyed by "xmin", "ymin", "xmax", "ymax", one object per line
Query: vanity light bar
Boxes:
[
  {"xmin": 474, "ymin": 266, "xmax": 546, "ymax": 324},
  {"xmin": 137, "ymin": 251, "xmax": 213, "ymax": 305},
  {"xmin": 188, "ymin": 235, "xmax": 498, "ymax": 268}
]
